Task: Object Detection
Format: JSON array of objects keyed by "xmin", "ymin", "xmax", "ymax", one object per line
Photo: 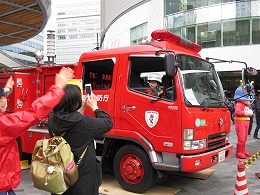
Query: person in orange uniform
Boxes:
[{"xmin": 234, "ymin": 84, "xmax": 254, "ymax": 159}]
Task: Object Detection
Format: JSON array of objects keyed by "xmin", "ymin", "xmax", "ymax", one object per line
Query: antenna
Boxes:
[{"xmin": 96, "ymin": 33, "xmax": 99, "ymax": 50}]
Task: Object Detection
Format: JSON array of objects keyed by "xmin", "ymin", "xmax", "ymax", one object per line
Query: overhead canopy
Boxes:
[{"xmin": 0, "ymin": 0, "xmax": 50, "ymax": 46}]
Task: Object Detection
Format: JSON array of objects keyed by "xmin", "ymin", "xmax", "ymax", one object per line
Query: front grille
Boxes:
[
  {"xmin": 208, "ymin": 132, "xmax": 227, "ymax": 141},
  {"xmin": 208, "ymin": 139, "xmax": 225, "ymax": 148}
]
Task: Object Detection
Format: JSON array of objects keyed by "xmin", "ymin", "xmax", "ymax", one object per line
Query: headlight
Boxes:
[
  {"xmin": 184, "ymin": 139, "xmax": 206, "ymax": 150},
  {"xmin": 225, "ymin": 134, "xmax": 229, "ymax": 142},
  {"xmin": 184, "ymin": 129, "xmax": 194, "ymax": 140}
]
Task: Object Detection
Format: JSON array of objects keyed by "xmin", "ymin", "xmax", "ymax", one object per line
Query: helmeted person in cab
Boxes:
[
  {"xmin": 234, "ymin": 83, "xmax": 254, "ymax": 159},
  {"xmin": 145, "ymin": 73, "xmax": 163, "ymax": 96}
]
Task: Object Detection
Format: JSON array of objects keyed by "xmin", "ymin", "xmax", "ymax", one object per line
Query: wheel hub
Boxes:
[{"xmin": 120, "ymin": 155, "xmax": 143, "ymax": 183}]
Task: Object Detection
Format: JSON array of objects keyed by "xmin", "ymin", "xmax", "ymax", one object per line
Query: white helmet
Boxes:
[{"xmin": 148, "ymin": 73, "xmax": 162, "ymax": 83}]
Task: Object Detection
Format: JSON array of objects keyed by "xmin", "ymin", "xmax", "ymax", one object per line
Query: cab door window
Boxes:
[
  {"xmin": 128, "ymin": 56, "xmax": 175, "ymax": 101},
  {"xmin": 82, "ymin": 59, "xmax": 114, "ymax": 90}
]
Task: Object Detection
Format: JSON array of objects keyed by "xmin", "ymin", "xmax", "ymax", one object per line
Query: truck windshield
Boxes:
[{"xmin": 177, "ymin": 55, "xmax": 226, "ymax": 107}]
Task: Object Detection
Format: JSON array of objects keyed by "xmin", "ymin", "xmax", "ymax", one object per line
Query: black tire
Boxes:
[{"xmin": 113, "ymin": 145, "xmax": 157, "ymax": 193}]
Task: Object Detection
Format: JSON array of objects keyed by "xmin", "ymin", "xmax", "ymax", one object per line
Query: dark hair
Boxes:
[{"xmin": 53, "ymin": 84, "xmax": 82, "ymax": 113}]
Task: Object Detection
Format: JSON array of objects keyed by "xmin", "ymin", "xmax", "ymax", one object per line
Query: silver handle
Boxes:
[{"xmin": 122, "ymin": 105, "xmax": 136, "ymax": 110}]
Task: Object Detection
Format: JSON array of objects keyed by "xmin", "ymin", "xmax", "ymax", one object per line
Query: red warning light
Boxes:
[{"xmin": 151, "ymin": 29, "xmax": 201, "ymax": 53}]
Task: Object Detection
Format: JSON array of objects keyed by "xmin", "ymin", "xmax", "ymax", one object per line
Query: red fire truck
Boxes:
[{"xmin": 1, "ymin": 30, "xmax": 244, "ymax": 193}]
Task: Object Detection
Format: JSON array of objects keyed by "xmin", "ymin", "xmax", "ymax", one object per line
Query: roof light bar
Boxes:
[{"xmin": 151, "ymin": 30, "xmax": 202, "ymax": 53}]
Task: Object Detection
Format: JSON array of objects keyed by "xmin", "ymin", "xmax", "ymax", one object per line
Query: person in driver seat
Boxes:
[{"xmin": 144, "ymin": 73, "xmax": 163, "ymax": 96}]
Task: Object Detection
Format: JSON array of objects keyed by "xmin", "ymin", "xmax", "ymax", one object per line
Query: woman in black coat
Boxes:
[{"xmin": 48, "ymin": 84, "xmax": 113, "ymax": 195}]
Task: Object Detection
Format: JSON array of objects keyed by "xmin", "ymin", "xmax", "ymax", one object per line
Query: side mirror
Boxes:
[
  {"xmin": 247, "ymin": 67, "xmax": 257, "ymax": 76},
  {"xmin": 164, "ymin": 54, "xmax": 175, "ymax": 77},
  {"xmin": 242, "ymin": 67, "xmax": 257, "ymax": 85}
]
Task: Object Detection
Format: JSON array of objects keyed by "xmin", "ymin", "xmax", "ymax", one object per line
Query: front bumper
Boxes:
[{"xmin": 180, "ymin": 143, "xmax": 233, "ymax": 172}]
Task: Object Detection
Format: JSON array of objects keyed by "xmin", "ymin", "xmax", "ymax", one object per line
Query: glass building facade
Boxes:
[
  {"xmin": 164, "ymin": 0, "xmax": 260, "ymax": 48},
  {"xmin": 164, "ymin": 0, "xmax": 260, "ymax": 94},
  {"xmin": 0, "ymin": 33, "xmax": 44, "ymax": 68},
  {"xmin": 55, "ymin": 0, "xmax": 100, "ymax": 64}
]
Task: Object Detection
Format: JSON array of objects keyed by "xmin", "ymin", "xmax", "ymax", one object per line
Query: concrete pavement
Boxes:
[{"xmin": 15, "ymin": 122, "xmax": 260, "ymax": 195}]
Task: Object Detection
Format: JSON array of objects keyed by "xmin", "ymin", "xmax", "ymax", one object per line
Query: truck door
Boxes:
[
  {"xmin": 82, "ymin": 58, "xmax": 117, "ymax": 123},
  {"xmin": 118, "ymin": 55, "xmax": 182, "ymax": 152}
]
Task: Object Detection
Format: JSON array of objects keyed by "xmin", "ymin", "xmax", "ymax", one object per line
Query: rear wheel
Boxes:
[{"xmin": 113, "ymin": 145, "xmax": 157, "ymax": 193}]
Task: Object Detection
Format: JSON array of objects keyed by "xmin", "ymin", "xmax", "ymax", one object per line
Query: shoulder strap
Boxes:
[{"xmin": 76, "ymin": 145, "xmax": 89, "ymax": 165}]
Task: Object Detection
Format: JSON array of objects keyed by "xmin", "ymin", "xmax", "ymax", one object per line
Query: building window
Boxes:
[
  {"xmin": 58, "ymin": 23, "xmax": 66, "ymax": 27},
  {"xmin": 79, "ymin": 33, "xmax": 95, "ymax": 39},
  {"xmin": 57, "ymin": 35, "xmax": 66, "ymax": 40},
  {"xmin": 197, "ymin": 22, "xmax": 221, "ymax": 48},
  {"xmin": 130, "ymin": 22, "xmax": 148, "ymax": 45},
  {"xmin": 172, "ymin": 27, "xmax": 182, "ymax": 36},
  {"xmin": 165, "ymin": 0, "xmax": 181, "ymax": 16},
  {"xmin": 252, "ymin": 18, "xmax": 260, "ymax": 44},
  {"xmin": 223, "ymin": 19, "xmax": 250, "ymax": 46},
  {"xmin": 68, "ymin": 28, "xmax": 78, "ymax": 32},
  {"xmin": 186, "ymin": 0, "xmax": 196, "ymax": 10},
  {"xmin": 69, "ymin": 34, "xmax": 78, "ymax": 39},
  {"xmin": 185, "ymin": 26, "xmax": 196, "ymax": 43},
  {"xmin": 58, "ymin": 29, "xmax": 66, "ymax": 33},
  {"xmin": 222, "ymin": 0, "xmax": 234, "ymax": 3}
]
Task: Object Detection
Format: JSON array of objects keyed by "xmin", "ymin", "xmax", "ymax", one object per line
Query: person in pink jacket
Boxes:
[
  {"xmin": 0, "ymin": 67, "xmax": 74, "ymax": 195},
  {"xmin": 234, "ymin": 84, "xmax": 254, "ymax": 159}
]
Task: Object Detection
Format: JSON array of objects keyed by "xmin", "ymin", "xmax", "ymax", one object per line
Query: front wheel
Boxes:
[{"xmin": 113, "ymin": 145, "xmax": 157, "ymax": 193}]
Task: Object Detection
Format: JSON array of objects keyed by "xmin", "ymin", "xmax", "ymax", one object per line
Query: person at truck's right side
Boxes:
[
  {"xmin": 0, "ymin": 67, "xmax": 74, "ymax": 195},
  {"xmin": 248, "ymin": 100, "xmax": 255, "ymax": 135},
  {"xmin": 47, "ymin": 84, "xmax": 113, "ymax": 195},
  {"xmin": 144, "ymin": 73, "xmax": 163, "ymax": 96},
  {"xmin": 226, "ymin": 99, "xmax": 235, "ymax": 124},
  {"xmin": 248, "ymin": 84, "xmax": 255, "ymax": 135},
  {"xmin": 253, "ymin": 93, "xmax": 260, "ymax": 139},
  {"xmin": 234, "ymin": 85, "xmax": 254, "ymax": 159}
]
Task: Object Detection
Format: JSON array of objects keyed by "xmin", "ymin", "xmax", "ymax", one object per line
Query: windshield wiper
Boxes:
[
  {"xmin": 202, "ymin": 97, "xmax": 210, "ymax": 111},
  {"xmin": 202, "ymin": 97, "xmax": 225, "ymax": 111}
]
